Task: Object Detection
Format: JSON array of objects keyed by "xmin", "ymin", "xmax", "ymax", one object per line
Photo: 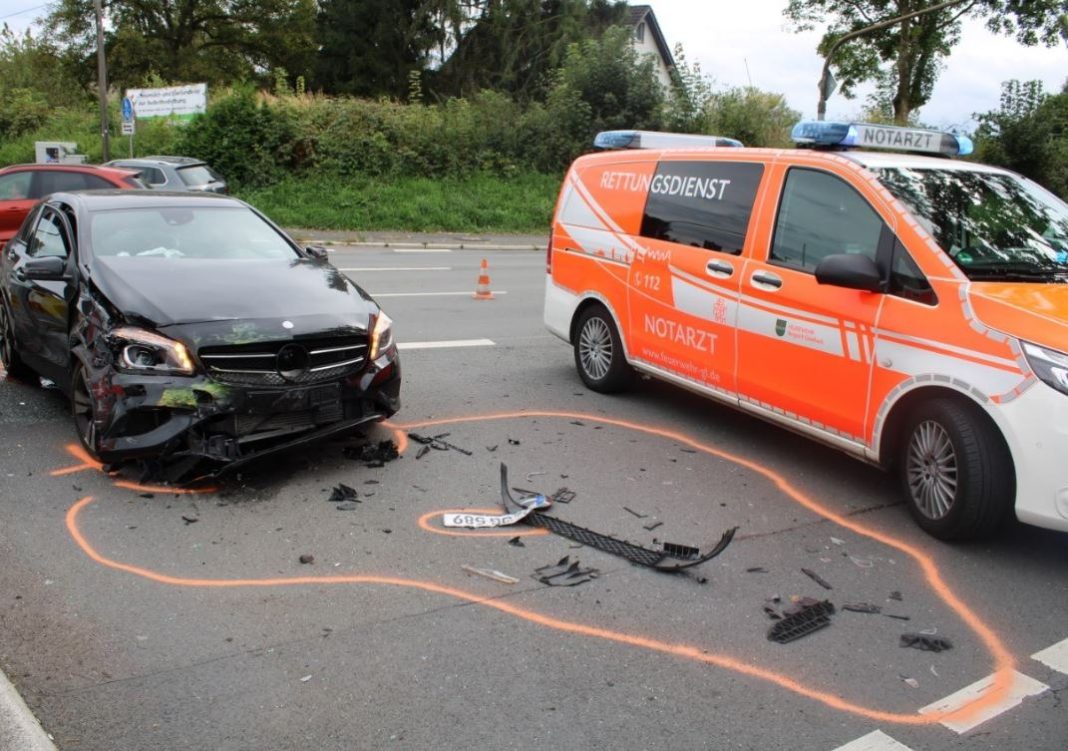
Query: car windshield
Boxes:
[
  {"xmin": 89, "ymin": 206, "xmax": 298, "ymax": 260},
  {"xmin": 176, "ymin": 165, "xmax": 217, "ymax": 186},
  {"xmin": 875, "ymin": 166, "xmax": 1068, "ymax": 282}
]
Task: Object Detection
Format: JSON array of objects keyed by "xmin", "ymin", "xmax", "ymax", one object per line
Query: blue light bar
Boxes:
[
  {"xmin": 791, "ymin": 121, "xmax": 972, "ymax": 157},
  {"xmin": 593, "ymin": 130, "xmax": 743, "ymax": 150}
]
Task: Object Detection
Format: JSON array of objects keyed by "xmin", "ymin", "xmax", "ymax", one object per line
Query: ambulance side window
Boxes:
[
  {"xmin": 770, "ymin": 168, "xmax": 884, "ymax": 272},
  {"xmin": 640, "ymin": 161, "xmax": 764, "ymax": 255},
  {"xmin": 889, "ymin": 239, "xmax": 937, "ymax": 306}
]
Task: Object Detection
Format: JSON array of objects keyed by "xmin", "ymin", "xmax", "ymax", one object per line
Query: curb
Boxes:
[{"xmin": 0, "ymin": 670, "xmax": 57, "ymax": 751}]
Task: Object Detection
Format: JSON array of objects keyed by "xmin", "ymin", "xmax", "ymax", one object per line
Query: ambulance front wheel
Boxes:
[
  {"xmin": 574, "ymin": 305, "xmax": 632, "ymax": 393},
  {"xmin": 897, "ymin": 397, "xmax": 1013, "ymax": 540}
]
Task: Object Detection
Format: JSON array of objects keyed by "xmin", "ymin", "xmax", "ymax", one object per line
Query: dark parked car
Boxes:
[
  {"xmin": 104, "ymin": 156, "xmax": 228, "ymax": 194},
  {"xmin": 0, "ymin": 164, "xmax": 142, "ymax": 249},
  {"xmin": 0, "ymin": 191, "xmax": 400, "ymax": 474}
]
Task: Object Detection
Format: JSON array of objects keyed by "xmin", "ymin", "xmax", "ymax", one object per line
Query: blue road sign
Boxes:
[{"xmin": 121, "ymin": 97, "xmax": 134, "ymax": 121}]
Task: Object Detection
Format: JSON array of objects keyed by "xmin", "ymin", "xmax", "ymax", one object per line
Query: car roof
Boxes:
[
  {"xmin": 0, "ymin": 163, "xmax": 139, "ymax": 178},
  {"xmin": 839, "ymin": 150, "xmax": 1012, "ymax": 174},
  {"xmin": 48, "ymin": 190, "xmax": 245, "ymax": 211},
  {"xmin": 107, "ymin": 156, "xmax": 207, "ymax": 168}
]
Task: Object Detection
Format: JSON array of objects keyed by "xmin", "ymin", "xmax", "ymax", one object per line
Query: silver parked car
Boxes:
[{"xmin": 104, "ymin": 156, "xmax": 228, "ymax": 194}]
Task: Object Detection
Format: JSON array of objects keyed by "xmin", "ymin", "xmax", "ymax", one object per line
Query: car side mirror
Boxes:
[
  {"xmin": 305, "ymin": 245, "xmax": 328, "ymax": 260},
  {"xmin": 24, "ymin": 255, "xmax": 68, "ymax": 281},
  {"xmin": 815, "ymin": 253, "xmax": 884, "ymax": 293}
]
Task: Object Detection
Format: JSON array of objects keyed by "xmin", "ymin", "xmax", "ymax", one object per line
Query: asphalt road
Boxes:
[{"xmin": 1, "ymin": 245, "xmax": 1067, "ymax": 750}]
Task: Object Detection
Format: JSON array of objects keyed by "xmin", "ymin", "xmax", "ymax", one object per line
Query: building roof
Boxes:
[{"xmin": 627, "ymin": 5, "xmax": 676, "ymax": 72}]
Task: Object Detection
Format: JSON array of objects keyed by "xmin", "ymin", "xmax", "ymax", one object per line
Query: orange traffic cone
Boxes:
[{"xmin": 473, "ymin": 258, "xmax": 494, "ymax": 300}]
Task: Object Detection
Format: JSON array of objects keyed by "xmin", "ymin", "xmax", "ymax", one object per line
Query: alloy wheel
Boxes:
[
  {"xmin": 905, "ymin": 419, "xmax": 959, "ymax": 520},
  {"xmin": 578, "ymin": 317, "xmax": 613, "ymax": 381}
]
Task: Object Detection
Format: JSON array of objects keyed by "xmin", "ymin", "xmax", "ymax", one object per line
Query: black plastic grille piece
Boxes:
[
  {"xmin": 199, "ymin": 336, "xmax": 367, "ymax": 386},
  {"xmin": 767, "ymin": 600, "xmax": 836, "ymax": 643}
]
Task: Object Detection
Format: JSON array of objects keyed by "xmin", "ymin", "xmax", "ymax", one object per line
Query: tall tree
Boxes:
[
  {"xmin": 313, "ymin": 0, "xmax": 436, "ymax": 98},
  {"xmin": 45, "ymin": 0, "xmax": 317, "ymax": 89},
  {"xmin": 429, "ymin": 0, "xmax": 626, "ymax": 100},
  {"xmin": 784, "ymin": 0, "xmax": 1068, "ymax": 123}
]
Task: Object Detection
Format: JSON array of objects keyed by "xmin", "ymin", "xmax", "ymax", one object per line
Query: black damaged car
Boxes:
[{"xmin": 0, "ymin": 191, "xmax": 400, "ymax": 475}]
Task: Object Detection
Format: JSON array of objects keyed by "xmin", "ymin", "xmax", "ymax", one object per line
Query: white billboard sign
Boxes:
[{"xmin": 125, "ymin": 84, "xmax": 207, "ymax": 120}]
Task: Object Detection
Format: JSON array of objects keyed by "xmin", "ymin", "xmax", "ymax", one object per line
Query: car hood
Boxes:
[
  {"xmin": 90, "ymin": 257, "xmax": 378, "ymax": 329},
  {"xmin": 968, "ymin": 282, "xmax": 1068, "ymax": 353}
]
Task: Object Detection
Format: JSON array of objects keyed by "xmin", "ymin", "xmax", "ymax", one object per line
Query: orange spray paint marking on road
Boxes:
[
  {"xmin": 418, "ymin": 508, "xmax": 549, "ymax": 538},
  {"xmin": 61, "ymin": 411, "xmax": 1017, "ymax": 726},
  {"xmin": 50, "ymin": 443, "xmax": 103, "ymax": 476},
  {"xmin": 49, "ymin": 444, "xmax": 215, "ymax": 494}
]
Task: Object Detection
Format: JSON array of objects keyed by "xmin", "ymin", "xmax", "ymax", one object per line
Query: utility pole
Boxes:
[
  {"xmin": 817, "ymin": 0, "xmax": 970, "ymax": 120},
  {"xmin": 94, "ymin": 0, "xmax": 110, "ymax": 160}
]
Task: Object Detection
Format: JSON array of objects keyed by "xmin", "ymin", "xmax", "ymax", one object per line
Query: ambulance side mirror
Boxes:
[{"xmin": 815, "ymin": 253, "xmax": 885, "ymax": 293}]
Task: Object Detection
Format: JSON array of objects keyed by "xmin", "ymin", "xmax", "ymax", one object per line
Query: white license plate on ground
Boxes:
[{"xmin": 443, "ymin": 509, "xmax": 532, "ymax": 528}]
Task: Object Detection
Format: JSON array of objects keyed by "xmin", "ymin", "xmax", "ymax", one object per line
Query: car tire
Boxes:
[
  {"xmin": 0, "ymin": 298, "xmax": 35, "ymax": 381},
  {"xmin": 573, "ymin": 305, "xmax": 632, "ymax": 393},
  {"xmin": 71, "ymin": 361, "xmax": 102, "ymax": 460},
  {"xmin": 897, "ymin": 397, "xmax": 1013, "ymax": 540}
]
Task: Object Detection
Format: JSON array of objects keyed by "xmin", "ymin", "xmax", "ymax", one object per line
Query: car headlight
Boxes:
[
  {"xmin": 1022, "ymin": 341, "xmax": 1068, "ymax": 396},
  {"xmin": 112, "ymin": 327, "xmax": 195, "ymax": 375},
  {"xmin": 369, "ymin": 312, "xmax": 394, "ymax": 360}
]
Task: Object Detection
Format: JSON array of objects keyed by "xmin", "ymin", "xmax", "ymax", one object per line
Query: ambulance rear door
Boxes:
[{"xmin": 627, "ymin": 158, "xmax": 766, "ymax": 395}]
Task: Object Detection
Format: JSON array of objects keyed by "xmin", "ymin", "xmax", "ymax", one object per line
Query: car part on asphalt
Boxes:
[
  {"xmin": 801, "ymin": 568, "xmax": 833, "ymax": 590},
  {"xmin": 746, "ymin": 567, "xmax": 768, "ymax": 573},
  {"xmin": 900, "ymin": 633, "xmax": 953, "ymax": 652},
  {"xmin": 623, "ymin": 506, "xmax": 648, "ymax": 518},
  {"xmin": 767, "ymin": 599, "xmax": 836, "ymax": 643},
  {"xmin": 408, "ymin": 431, "xmax": 473, "ymax": 456},
  {"xmin": 534, "ymin": 556, "xmax": 599, "ymax": 587},
  {"xmin": 299, "ymin": 554, "xmax": 314, "ymax": 564},
  {"xmin": 328, "ymin": 484, "xmax": 359, "ymax": 502},
  {"xmin": 461, "ymin": 565, "xmax": 519, "ymax": 584},
  {"xmin": 416, "ymin": 445, "xmax": 431, "ymax": 459},
  {"xmin": 662, "ymin": 542, "xmax": 701, "ymax": 560},
  {"xmin": 549, "ymin": 487, "xmax": 576, "ymax": 504},
  {"xmin": 508, "ymin": 536, "xmax": 525, "ymax": 547},
  {"xmin": 344, "ymin": 439, "xmax": 400, "ymax": 467},
  {"xmin": 643, "ymin": 521, "xmax": 663, "ymax": 531},
  {"xmin": 842, "ymin": 602, "xmax": 882, "ymax": 614}
]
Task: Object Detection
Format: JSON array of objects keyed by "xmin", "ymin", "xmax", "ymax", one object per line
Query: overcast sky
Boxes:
[{"xmin": 3, "ymin": 0, "xmax": 1065, "ymax": 129}]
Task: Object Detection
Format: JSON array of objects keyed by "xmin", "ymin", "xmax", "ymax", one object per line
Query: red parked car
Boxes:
[{"xmin": 0, "ymin": 164, "xmax": 143, "ymax": 248}]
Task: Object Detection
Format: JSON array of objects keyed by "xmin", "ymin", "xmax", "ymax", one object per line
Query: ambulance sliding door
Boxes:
[{"xmin": 628, "ymin": 159, "xmax": 764, "ymax": 396}]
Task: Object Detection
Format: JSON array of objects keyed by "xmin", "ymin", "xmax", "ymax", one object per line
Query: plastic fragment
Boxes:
[
  {"xmin": 801, "ymin": 568, "xmax": 833, "ymax": 590},
  {"xmin": 299, "ymin": 554, "xmax": 314, "ymax": 565},
  {"xmin": 662, "ymin": 542, "xmax": 700, "ymax": 560},
  {"xmin": 328, "ymin": 484, "xmax": 359, "ymax": 502},
  {"xmin": 507, "ymin": 536, "xmax": 525, "ymax": 547},
  {"xmin": 550, "ymin": 488, "xmax": 576, "ymax": 504},
  {"xmin": 181, "ymin": 515, "xmax": 198, "ymax": 525},
  {"xmin": 767, "ymin": 599, "xmax": 835, "ymax": 643},
  {"xmin": 643, "ymin": 521, "xmax": 663, "ymax": 531},
  {"xmin": 889, "ymin": 590, "xmax": 903, "ymax": 601},
  {"xmin": 900, "ymin": 633, "xmax": 953, "ymax": 652},
  {"xmin": 623, "ymin": 506, "xmax": 648, "ymax": 518},
  {"xmin": 416, "ymin": 445, "xmax": 430, "ymax": 460},
  {"xmin": 461, "ymin": 565, "xmax": 519, "ymax": 584},
  {"xmin": 842, "ymin": 602, "xmax": 882, "ymax": 614},
  {"xmin": 746, "ymin": 567, "xmax": 768, "ymax": 573},
  {"xmin": 335, "ymin": 501, "xmax": 359, "ymax": 511},
  {"xmin": 900, "ymin": 675, "xmax": 920, "ymax": 688},
  {"xmin": 534, "ymin": 556, "xmax": 598, "ymax": 587}
]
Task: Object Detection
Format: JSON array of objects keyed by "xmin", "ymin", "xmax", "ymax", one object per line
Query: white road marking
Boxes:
[
  {"xmin": 919, "ymin": 670, "xmax": 1048, "ymax": 733},
  {"xmin": 831, "ymin": 730, "xmax": 915, "ymax": 751},
  {"xmin": 337, "ymin": 267, "xmax": 451, "ymax": 272},
  {"xmin": 393, "ymin": 248, "xmax": 453, "ymax": 253},
  {"xmin": 398, "ymin": 339, "xmax": 495, "ymax": 351},
  {"xmin": 371, "ymin": 291, "xmax": 508, "ymax": 298},
  {"xmin": 1032, "ymin": 637, "xmax": 1068, "ymax": 674}
]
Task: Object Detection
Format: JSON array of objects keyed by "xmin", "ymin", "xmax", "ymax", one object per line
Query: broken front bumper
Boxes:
[{"xmin": 89, "ymin": 353, "xmax": 401, "ymax": 467}]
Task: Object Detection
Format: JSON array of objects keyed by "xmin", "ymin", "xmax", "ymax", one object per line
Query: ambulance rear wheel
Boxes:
[
  {"xmin": 897, "ymin": 397, "xmax": 1013, "ymax": 540},
  {"xmin": 574, "ymin": 305, "xmax": 631, "ymax": 393}
]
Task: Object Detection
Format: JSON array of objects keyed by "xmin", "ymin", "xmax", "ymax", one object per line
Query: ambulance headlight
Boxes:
[{"xmin": 1023, "ymin": 342, "xmax": 1068, "ymax": 396}]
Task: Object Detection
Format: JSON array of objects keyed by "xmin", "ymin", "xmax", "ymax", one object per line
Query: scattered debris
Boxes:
[
  {"xmin": 623, "ymin": 506, "xmax": 648, "ymax": 519},
  {"xmin": 336, "ymin": 502, "xmax": 359, "ymax": 511},
  {"xmin": 643, "ymin": 521, "xmax": 663, "ymax": 531},
  {"xmin": 534, "ymin": 556, "xmax": 598, "ymax": 587},
  {"xmin": 299, "ymin": 554, "xmax": 315, "ymax": 565},
  {"xmin": 181, "ymin": 515, "xmax": 198, "ymax": 525},
  {"xmin": 900, "ymin": 633, "xmax": 953, "ymax": 652},
  {"xmin": 328, "ymin": 484, "xmax": 359, "ymax": 502},
  {"xmin": 849, "ymin": 555, "xmax": 875, "ymax": 568},
  {"xmin": 364, "ymin": 480, "xmax": 379, "ymax": 485},
  {"xmin": 507, "ymin": 536, "xmax": 525, "ymax": 547},
  {"xmin": 885, "ymin": 613, "xmax": 911, "ymax": 621},
  {"xmin": 525, "ymin": 471, "xmax": 547, "ymax": 482},
  {"xmin": 344, "ymin": 440, "xmax": 399, "ymax": 467},
  {"xmin": 830, "ymin": 537, "xmax": 845, "ymax": 546},
  {"xmin": 680, "ymin": 448, "xmax": 697, "ymax": 454},
  {"xmin": 569, "ymin": 420, "xmax": 585, "ymax": 426},
  {"xmin": 889, "ymin": 590, "xmax": 903, "ymax": 601},
  {"xmin": 767, "ymin": 599, "xmax": 835, "ymax": 644},
  {"xmin": 461, "ymin": 565, "xmax": 519, "ymax": 584},
  {"xmin": 300, "ymin": 675, "xmax": 312, "ymax": 683},
  {"xmin": 842, "ymin": 602, "xmax": 882, "ymax": 614},
  {"xmin": 801, "ymin": 568, "xmax": 833, "ymax": 590},
  {"xmin": 900, "ymin": 675, "xmax": 920, "ymax": 689},
  {"xmin": 507, "ymin": 438, "xmax": 521, "ymax": 445},
  {"xmin": 746, "ymin": 567, "xmax": 768, "ymax": 573},
  {"xmin": 416, "ymin": 445, "xmax": 431, "ymax": 460},
  {"xmin": 930, "ymin": 665, "xmax": 940, "ymax": 677},
  {"xmin": 549, "ymin": 488, "xmax": 576, "ymax": 504},
  {"xmin": 486, "ymin": 445, "xmax": 498, "ymax": 452},
  {"xmin": 408, "ymin": 432, "xmax": 473, "ymax": 456},
  {"xmin": 763, "ymin": 603, "xmax": 782, "ymax": 620},
  {"xmin": 140, "ymin": 493, "xmax": 155, "ymax": 499}
]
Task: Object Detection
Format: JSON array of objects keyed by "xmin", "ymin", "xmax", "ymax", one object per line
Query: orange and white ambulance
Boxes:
[{"xmin": 544, "ymin": 123, "xmax": 1068, "ymax": 539}]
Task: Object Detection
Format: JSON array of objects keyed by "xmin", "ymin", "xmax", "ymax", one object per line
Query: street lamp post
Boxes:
[
  {"xmin": 817, "ymin": 0, "xmax": 971, "ymax": 120},
  {"xmin": 93, "ymin": 0, "xmax": 110, "ymax": 160}
]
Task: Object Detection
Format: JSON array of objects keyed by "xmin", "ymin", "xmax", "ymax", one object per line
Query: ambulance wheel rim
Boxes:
[
  {"xmin": 579, "ymin": 317, "xmax": 613, "ymax": 380},
  {"xmin": 905, "ymin": 419, "xmax": 958, "ymax": 520}
]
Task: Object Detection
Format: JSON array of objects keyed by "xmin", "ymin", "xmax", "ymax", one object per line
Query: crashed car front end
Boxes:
[{"xmin": 76, "ymin": 304, "xmax": 400, "ymax": 473}]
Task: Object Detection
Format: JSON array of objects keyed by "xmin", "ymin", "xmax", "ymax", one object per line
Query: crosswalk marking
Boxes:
[
  {"xmin": 1032, "ymin": 637, "xmax": 1068, "ymax": 675},
  {"xmin": 918, "ymin": 670, "xmax": 1048, "ymax": 733},
  {"xmin": 831, "ymin": 730, "xmax": 915, "ymax": 751}
]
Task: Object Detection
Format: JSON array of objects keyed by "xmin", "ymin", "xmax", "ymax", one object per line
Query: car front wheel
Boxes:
[
  {"xmin": 573, "ymin": 305, "xmax": 632, "ymax": 392},
  {"xmin": 898, "ymin": 397, "xmax": 1013, "ymax": 540},
  {"xmin": 71, "ymin": 362, "xmax": 102, "ymax": 459},
  {"xmin": 0, "ymin": 299, "xmax": 34, "ymax": 381}
]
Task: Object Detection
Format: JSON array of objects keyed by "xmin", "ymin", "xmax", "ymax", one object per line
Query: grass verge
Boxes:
[{"xmin": 238, "ymin": 172, "xmax": 562, "ymax": 233}]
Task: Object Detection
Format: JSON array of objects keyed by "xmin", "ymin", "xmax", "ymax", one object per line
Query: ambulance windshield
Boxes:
[{"xmin": 876, "ymin": 167, "xmax": 1068, "ymax": 282}]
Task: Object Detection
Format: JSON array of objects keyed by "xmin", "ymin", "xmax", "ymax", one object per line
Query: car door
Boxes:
[
  {"xmin": 736, "ymin": 164, "xmax": 889, "ymax": 444},
  {"xmin": 6, "ymin": 205, "xmax": 76, "ymax": 378},
  {"xmin": 0, "ymin": 171, "xmax": 37, "ymax": 245},
  {"xmin": 627, "ymin": 159, "xmax": 765, "ymax": 394}
]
